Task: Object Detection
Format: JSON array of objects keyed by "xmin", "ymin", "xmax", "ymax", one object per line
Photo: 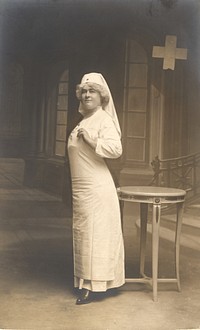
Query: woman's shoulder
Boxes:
[
  {"xmin": 88, "ymin": 109, "xmax": 115, "ymax": 129},
  {"xmin": 96, "ymin": 109, "xmax": 113, "ymax": 123}
]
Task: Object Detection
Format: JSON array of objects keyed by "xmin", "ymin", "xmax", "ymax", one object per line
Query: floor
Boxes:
[{"xmin": 0, "ymin": 158, "xmax": 200, "ymax": 330}]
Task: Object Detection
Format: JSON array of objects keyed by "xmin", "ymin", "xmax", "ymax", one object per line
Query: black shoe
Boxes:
[{"xmin": 76, "ymin": 289, "xmax": 93, "ymax": 305}]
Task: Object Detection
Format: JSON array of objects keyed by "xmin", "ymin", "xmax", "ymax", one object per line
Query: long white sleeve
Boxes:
[{"xmin": 95, "ymin": 118, "xmax": 122, "ymax": 159}]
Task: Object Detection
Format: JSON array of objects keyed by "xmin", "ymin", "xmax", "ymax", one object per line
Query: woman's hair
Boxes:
[{"xmin": 76, "ymin": 82, "xmax": 110, "ymax": 108}]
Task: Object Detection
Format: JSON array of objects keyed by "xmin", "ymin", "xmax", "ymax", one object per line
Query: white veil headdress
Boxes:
[{"xmin": 77, "ymin": 72, "xmax": 121, "ymax": 137}]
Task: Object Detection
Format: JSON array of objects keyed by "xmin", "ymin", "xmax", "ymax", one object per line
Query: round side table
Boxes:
[{"xmin": 117, "ymin": 186, "xmax": 186, "ymax": 302}]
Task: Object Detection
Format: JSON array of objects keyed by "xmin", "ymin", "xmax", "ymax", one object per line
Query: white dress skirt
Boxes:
[{"xmin": 68, "ymin": 108, "xmax": 125, "ymax": 292}]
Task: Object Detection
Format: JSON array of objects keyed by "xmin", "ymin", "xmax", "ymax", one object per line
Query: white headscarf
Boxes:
[{"xmin": 78, "ymin": 72, "xmax": 121, "ymax": 137}]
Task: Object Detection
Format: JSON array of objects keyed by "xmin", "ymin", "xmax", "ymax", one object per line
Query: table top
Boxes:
[{"xmin": 117, "ymin": 186, "xmax": 186, "ymax": 197}]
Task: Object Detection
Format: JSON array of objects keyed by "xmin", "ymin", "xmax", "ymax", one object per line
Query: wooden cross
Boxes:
[{"xmin": 152, "ymin": 35, "xmax": 188, "ymax": 70}]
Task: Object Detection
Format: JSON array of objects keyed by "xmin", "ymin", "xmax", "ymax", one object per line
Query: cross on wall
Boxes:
[{"xmin": 152, "ymin": 35, "xmax": 188, "ymax": 70}]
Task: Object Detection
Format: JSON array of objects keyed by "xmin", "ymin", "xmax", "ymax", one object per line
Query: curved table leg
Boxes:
[
  {"xmin": 152, "ymin": 203, "xmax": 161, "ymax": 302},
  {"xmin": 175, "ymin": 202, "xmax": 184, "ymax": 292},
  {"xmin": 140, "ymin": 203, "xmax": 148, "ymax": 276}
]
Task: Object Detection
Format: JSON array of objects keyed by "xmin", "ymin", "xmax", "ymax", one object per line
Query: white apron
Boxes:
[{"xmin": 68, "ymin": 108, "xmax": 125, "ymax": 291}]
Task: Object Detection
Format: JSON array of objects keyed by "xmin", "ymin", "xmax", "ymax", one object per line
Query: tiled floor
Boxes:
[{"xmin": 0, "ymin": 159, "xmax": 200, "ymax": 330}]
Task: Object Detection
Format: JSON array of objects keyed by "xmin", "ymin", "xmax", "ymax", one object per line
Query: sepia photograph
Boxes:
[{"xmin": 0, "ymin": 0, "xmax": 199, "ymax": 329}]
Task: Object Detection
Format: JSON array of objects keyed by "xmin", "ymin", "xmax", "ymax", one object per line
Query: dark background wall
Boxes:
[{"xmin": 0, "ymin": 0, "xmax": 199, "ymax": 200}]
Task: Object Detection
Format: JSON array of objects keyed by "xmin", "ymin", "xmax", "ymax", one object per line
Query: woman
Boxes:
[{"xmin": 68, "ymin": 72, "xmax": 125, "ymax": 305}]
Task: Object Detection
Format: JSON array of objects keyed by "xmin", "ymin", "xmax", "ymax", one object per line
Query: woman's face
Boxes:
[{"xmin": 81, "ymin": 85, "xmax": 102, "ymax": 112}]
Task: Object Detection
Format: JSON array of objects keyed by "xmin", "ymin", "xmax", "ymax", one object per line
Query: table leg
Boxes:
[
  {"xmin": 139, "ymin": 203, "xmax": 148, "ymax": 276},
  {"xmin": 175, "ymin": 202, "xmax": 184, "ymax": 292},
  {"xmin": 120, "ymin": 200, "xmax": 124, "ymax": 232},
  {"xmin": 152, "ymin": 203, "xmax": 161, "ymax": 302}
]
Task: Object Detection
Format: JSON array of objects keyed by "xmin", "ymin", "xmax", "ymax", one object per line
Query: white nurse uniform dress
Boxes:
[{"xmin": 68, "ymin": 107, "xmax": 125, "ymax": 292}]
